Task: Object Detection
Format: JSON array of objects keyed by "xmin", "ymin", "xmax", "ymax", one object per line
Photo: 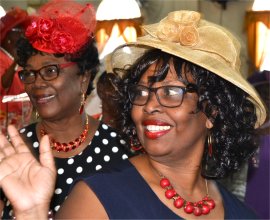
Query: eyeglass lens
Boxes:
[
  {"xmin": 19, "ymin": 62, "xmax": 75, "ymax": 84},
  {"xmin": 128, "ymin": 85, "xmax": 186, "ymax": 107},
  {"xmin": 19, "ymin": 65, "xmax": 59, "ymax": 84}
]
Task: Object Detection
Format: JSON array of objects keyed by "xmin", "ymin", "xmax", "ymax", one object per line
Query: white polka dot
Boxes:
[
  {"xmin": 95, "ymin": 130, "xmax": 100, "ymax": 136},
  {"xmin": 19, "ymin": 128, "xmax": 25, "ymax": 133},
  {"xmin": 120, "ymin": 139, "xmax": 126, "ymax": 145},
  {"xmin": 86, "ymin": 156, "xmax": 93, "ymax": 163},
  {"xmin": 66, "ymin": 178, "xmax": 73, "ymax": 184},
  {"xmin": 76, "ymin": 166, "xmax": 83, "ymax": 173},
  {"xmin": 54, "ymin": 205, "xmax": 60, "ymax": 212},
  {"xmin": 102, "ymin": 139, "xmax": 109, "ymax": 145},
  {"xmin": 55, "ymin": 188, "xmax": 62, "ymax": 194},
  {"xmin": 94, "ymin": 147, "xmax": 101, "ymax": 154},
  {"xmin": 33, "ymin": 142, "xmax": 39, "ymax": 148},
  {"xmin": 6, "ymin": 200, "xmax": 10, "ymax": 206},
  {"xmin": 110, "ymin": 132, "xmax": 117, "ymax": 137},
  {"xmin": 58, "ymin": 168, "xmax": 64, "ymax": 175},
  {"xmin": 104, "ymin": 155, "xmax": 110, "ymax": 162},
  {"xmin": 102, "ymin": 124, "xmax": 108, "ymax": 130},
  {"xmin": 95, "ymin": 165, "xmax": 102, "ymax": 170},
  {"xmin": 67, "ymin": 158, "xmax": 74, "ymax": 164},
  {"xmin": 112, "ymin": 146, "xmax": 119, "ymax": 153},
  {"xmin": 122, "ymin": 154, "xmax": 128, "ymax": 160},
  {"xmin": 26, "ymin": 131, "xmax": 33, "ymax": 137},
  {"xmin": 78, "ymin": 151, "xmax": 83, "ymax": 156}
]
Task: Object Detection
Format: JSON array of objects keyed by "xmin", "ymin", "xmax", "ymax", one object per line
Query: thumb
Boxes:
[{"xmin": 39, "ymin": 135, "xmax": 55, "ymax": 174}]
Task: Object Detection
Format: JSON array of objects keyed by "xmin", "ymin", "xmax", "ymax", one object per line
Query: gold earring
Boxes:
[
  {"xmin": 79, "ymin": 93, "xmax": 86, "ymax": 114},
  {"xmin": 201, "ymin": 132, "xmax": 218, "ymax": 178},
  {"xmin": 35, "ymin": 110, "xmax": 39, "ymax": 120}
]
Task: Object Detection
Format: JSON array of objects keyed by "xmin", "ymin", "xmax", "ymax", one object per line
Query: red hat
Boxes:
[
  {"xmin": 0, "ymin": 7, "xmax": 29, "ymax": 44},
  {"xmin": 25, "ymin": 0, "xmax": 96, "ymax": 54}
]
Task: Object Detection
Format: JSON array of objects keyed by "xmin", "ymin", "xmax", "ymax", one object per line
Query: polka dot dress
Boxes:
[{"xmin": 1, "ymin": 122, "xmax": 132, "ymax": 219}]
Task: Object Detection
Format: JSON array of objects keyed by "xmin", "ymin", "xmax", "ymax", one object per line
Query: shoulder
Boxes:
[
  {"xmin": 81, "ymin": 159, "xmax": 139, "ymax": 194},
  {"xmin": 93, "ymin": 122, "xmax": 133, "ymax": 155},
  {"xmin": 216, "ymin": 181, "xmax": 259, "ymax": 219}
]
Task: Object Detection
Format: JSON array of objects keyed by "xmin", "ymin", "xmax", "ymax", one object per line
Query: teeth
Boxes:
[
  {"xmin": 38, "ymin": 95, "xmax": 55, "ymax": 101},
  {"xmin": 146, "ymin": 125, "xmax": 171, "ymax": 132}
]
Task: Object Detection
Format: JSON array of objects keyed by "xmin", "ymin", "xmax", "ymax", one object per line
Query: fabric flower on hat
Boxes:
[
  {"xmin": 157, "ymin": 11, "xmax": 201, "ymax": 47},
  {"xmin": 26, "ymin": 16, "xmax": 87, "ymax": 54},
  {"xmin": 24, "ymin": 1, "xmax": 96, "ymax": 54}
]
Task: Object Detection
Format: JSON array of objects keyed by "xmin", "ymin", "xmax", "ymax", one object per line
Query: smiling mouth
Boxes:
[
  {"xmin": 145, "ymin": 125, "xmax": 171, "ymax": 132},
  {"xmin": 35, "ymin": 95, "xmax": 55, "ymax": 104},
  {"xmin": 144, "ymin": 125, "xmax": 171, "ymax": 139}
]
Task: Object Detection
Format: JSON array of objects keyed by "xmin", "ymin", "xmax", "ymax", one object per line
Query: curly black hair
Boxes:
[
  {"xmin": 16, "ymin": 37, "xmax": 100, "ymax": 95},
  {"xmin": 115, "ymin": 48, "xmax": 258, "ymax": 179}
]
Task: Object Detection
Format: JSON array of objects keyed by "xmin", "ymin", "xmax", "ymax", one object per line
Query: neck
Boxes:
[
  {"xmin": 39, "ymin": 113, "xmax": 87, "ymax": 143},
  {"xmin": 146, "ymin": 155, "xmax": 204, "ymax": 193}
]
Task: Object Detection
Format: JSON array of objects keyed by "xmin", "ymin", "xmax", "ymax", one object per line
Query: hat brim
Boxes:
[{"xmin": 111, "ymin": 42, "xmax": 267, "ymax": 128}]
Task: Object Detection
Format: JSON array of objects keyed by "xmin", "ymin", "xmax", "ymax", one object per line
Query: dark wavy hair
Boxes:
[
  {"xmin": 115, "ymin": 49, "xmax": 258, "ymax": 179},
  {"xmin": 16, "ymin": 37, "xmax": 100, "ymax": 95}
]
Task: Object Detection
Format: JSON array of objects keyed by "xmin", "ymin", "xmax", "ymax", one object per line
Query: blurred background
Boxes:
[{"xmin": 1, "ymin": 0, "xmax": 270, "ymax": 77}]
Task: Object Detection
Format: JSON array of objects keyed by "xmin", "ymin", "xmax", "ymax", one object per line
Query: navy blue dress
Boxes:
[{"xmin": 82, "ymin": 160, "xmax": 258, "ymax": 219}]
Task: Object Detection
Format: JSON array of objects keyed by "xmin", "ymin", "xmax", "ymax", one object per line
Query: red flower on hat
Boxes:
[
  {"xmin": 23, "ymin": 1, "xmax": 96, "ymax": 54},
  {"xmin": 51, "ymin": 31, "xmax": 75, "ymax": 54},
  {"xmin": 37, "ymin": 18, "xmax": 54, "ymax": 41},
  {"xmin": 25, "ymin": 17, "xmax": 77, "ymax": 54}
]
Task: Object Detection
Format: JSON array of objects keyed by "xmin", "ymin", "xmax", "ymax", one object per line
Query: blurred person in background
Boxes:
[
  {"xmin": 0, "ymin": 7, "xmax": 32, "ymax": 135},
  {"xmin": 96, "ymin": 71, "xmax": 122, "ymax": 130}
]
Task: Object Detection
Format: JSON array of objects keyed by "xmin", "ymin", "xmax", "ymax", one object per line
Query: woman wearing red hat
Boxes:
[
  {"xmin": 0, "ymin": 7, "xmax": 32, "ymax": 135},
  {"xmin": 0, "ymin": 1, "xmax": 133, "ymax": 219}
]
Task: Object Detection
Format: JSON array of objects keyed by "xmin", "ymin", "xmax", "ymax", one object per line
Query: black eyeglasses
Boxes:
[
  {"xmin": 128, "ymin": 84, "xmax": 197, "ymax": 108},
  {"xmin": 18, "ymin": 62, "xmax": 76, "ymax": 84}
]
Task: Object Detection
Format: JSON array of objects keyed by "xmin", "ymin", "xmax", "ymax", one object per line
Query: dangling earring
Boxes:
[
  {"xmin": 201, "ymin": 132, "xmax": 218, "ymax": 178},
  {"xmin": 130, "ymin": 128, "xmax": 145, "ymax": 153},
  {"xmin": 79, "ymin": 93, "xmax": 86, "ymax": 114},
  {"xmin": 35, "ymin": 110, "xmax": 39, "ymax": 120}
]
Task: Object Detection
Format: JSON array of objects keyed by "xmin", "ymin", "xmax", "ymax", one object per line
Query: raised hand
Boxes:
[{"xmin": 0, "ymin": 125, "xmax": 56, "ymax": 219}]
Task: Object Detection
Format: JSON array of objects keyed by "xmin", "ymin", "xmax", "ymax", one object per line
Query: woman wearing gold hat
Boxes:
[{"xmin": 0, "ymin": 10, "xmax": 267, "ymax": 219}]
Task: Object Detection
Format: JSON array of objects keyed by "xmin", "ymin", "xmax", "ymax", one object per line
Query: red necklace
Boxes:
[
  {"xmin": 159, "ymin": 175, "xmax": 215, "ymax": 216},
  {"xmin": 40, "ymin": 116, "xmax": 89, "ymax": 152}
]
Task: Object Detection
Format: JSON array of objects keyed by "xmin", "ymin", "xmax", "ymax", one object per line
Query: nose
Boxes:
[
  {"xmin": 33, "ymin": 73, "xmax": 47, "ymax": 87},
  {"xmin": 143, "ymin": 92, "xmax": 162, "ymax": 114}
]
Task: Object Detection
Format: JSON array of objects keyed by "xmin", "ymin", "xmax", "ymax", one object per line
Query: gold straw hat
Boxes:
[{"xmin": 110, "ymin": 10, "xmax": 266, "ymax": 128}]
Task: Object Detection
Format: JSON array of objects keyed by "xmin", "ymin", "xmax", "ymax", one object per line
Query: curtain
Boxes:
[{"xmin": 245, "ymin": 11, "xmax": 270, "ymax": 75}]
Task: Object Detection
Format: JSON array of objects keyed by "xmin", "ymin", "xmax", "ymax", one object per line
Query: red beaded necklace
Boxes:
[
  {"xmin": 159, "ymin": 175, "xmax": 215, "ymax": 216},
  {"xmin": 40, "ymin": 116, "xmax": 89, "ymax": 152}
]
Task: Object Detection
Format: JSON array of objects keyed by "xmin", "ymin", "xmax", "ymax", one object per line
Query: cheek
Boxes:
[
  {"xmin": 131, "ymin": 106, "xmax": 143, "ymax": 132},
  {"xmin": 57, "ymin": 75, "xmax": 81, "ymax": 96},
  {"xmin": 131, "ymin": 106, "xmax": 138, "ymax": 125}
]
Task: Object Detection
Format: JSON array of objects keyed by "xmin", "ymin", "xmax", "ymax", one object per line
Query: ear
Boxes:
[
  {"xmin": 205, "ymin": 118, "xmax": 213, "ymax": 129},
  {"xmin": 80, "ymin": 71, "xmax": 91, "ymax": 93}
]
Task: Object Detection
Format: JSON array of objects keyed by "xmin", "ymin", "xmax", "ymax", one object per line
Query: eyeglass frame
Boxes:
[
  {"xmin": 18, "ymin": 62, "xmax": 76, "ymax": 84},
  {"xmin": 128, "ymin": 83, "xmax": 198, "ymax": 108}
]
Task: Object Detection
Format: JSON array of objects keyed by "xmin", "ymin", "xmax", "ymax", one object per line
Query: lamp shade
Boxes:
[{"xmin": 96, "ymin": 0, "xmax": 141, "ymax": 20}]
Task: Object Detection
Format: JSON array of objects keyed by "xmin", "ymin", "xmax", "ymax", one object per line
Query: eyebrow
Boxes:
[
  {"xmin": 25, "ymin": 62, "xmax": 58, "ymax": 69},
  {"xmin": 139, "ymin": 80, "xmax": 185, "ymax": 86}
]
